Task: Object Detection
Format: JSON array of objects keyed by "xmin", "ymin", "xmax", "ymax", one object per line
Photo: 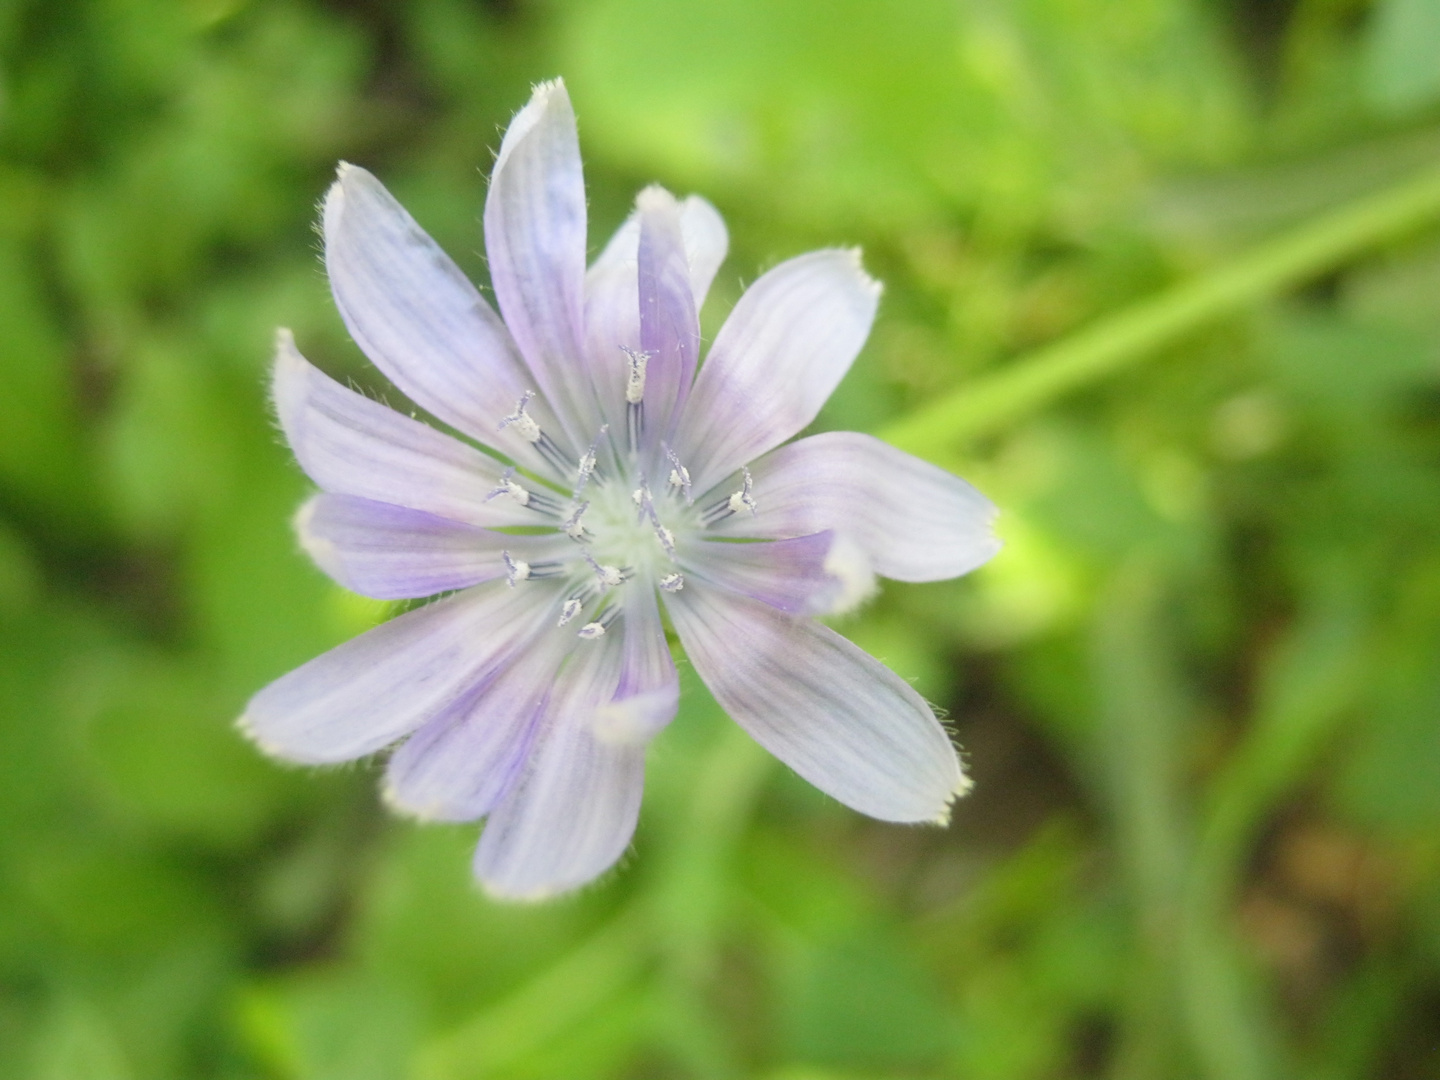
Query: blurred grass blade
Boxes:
[
  {"xmin": 881, "ymin": 163, "xmax": 1440, "ymax": 459},
  {"xmin": 1364, "ymin": 0, "xmax": 1440, "ymax": 114},
  {"xmin": 1090, "ymin": 555, "xmax": 1192, "ymax": 1080},
  {"xmin": 409, "ymin": 905, "xmax": 650, "ymax": 1080},
  {"xmin": 1179, "ymin": 576, "xmax": 1368, "ymax": 1080}
]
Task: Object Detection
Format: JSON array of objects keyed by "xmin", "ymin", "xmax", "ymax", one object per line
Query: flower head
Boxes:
[{"xmin": 242, "ymin": 79, "xmax": 1000, "ymax": 900}]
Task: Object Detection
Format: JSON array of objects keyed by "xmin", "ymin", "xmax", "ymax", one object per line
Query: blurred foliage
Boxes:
[{"xmin": 1, "ymin": 0, "xmax": 1440, "ymax": 1077}]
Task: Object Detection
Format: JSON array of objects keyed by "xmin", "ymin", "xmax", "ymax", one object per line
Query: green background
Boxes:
[{"xmin": 3, "ymin": 0, "xmax": 1440, "ymax": 1076}]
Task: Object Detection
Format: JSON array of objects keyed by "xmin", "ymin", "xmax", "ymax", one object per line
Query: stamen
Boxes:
[
  {"xmin": 663, "ymin": 443, "xmax": 693, "ymax": 504},
  {"xmin": 502, "ymin": 550, "xmax": 529, "ymax": 587},
  {"xmin": 621, "ymin": 347, "xmax": 651, "ymax": 454},
  {"xmin": 660, "ymin": 572, "xmax": 684, "ymax": 592},
  {"xmin": 500, "ymin": 392, "xmax": 573, "ymax": 475},
  {"xmin": 533, "ymin": 433, "xmax": 572, "ymax": 476},
  {"xmin": 561, "ymin": 501, "xmax": 592, "ymax": 543},
  {"xmin": 557, "ymin": 598, "xmax": 583, "ymax": 626},
  {"xmin": 627, "ymin": 402, "xmax": 643, "ymax": 454},
  {"xmin": 728, "ymin": 467, "xmax": 758, "ymax": 517},
  {"xmin": 485, "ymin": 467, "xmax": 530, "ymax": 508},
  {"xmin": 700, "ymin": 468, "xmax": 758, "ymax": 526},
  {"xmin": 578, "ymin": 604, "xmax": 622, "ymax": 640},
  {"xmin": 499, "ymin": 391, "xmax": 542, "ymax": 443},
  {"xmin": 633, "ymin": 484, "xmax": 676, "ymax": 557},
  {"xmin": 582, "ymin": 551, "xmax": 627, "ymax": 588},
  {"xmin": 622, "ymin": 347, "xmax": 650, "ymax": 404},
  {"xmin": 574, "ymin": 424, "xmax": 608, "ymax": 497}
]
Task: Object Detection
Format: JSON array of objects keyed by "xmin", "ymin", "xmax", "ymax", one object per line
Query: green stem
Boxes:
[{"xmin": 880, "ymin": 163, "xmax": 1440, "ymax": 458}]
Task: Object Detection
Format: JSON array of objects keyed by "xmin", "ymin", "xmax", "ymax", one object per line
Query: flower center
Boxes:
[{"xmin": 490, "ymin": 395, "xmax": 759, "ymax": 638}]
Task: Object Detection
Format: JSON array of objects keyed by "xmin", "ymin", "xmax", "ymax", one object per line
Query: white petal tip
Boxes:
[
  {"xmin": 522, "ymin": 78, "xmax": 570, "ymax": 117},
  {"xmin": 477, "ymin": 881, "xmax": 560, "ymax": 904},
  {"xmin": 591, "ymin": 689, "xmax": 675, "ymax": 746},
  {"xmin": 235, "ymin": 712, "xmax": 287, "ymax": 761},
  {"xmin": 839, "ymin": 248, "xmax": 882, "ymax": 295},
  {"xmin": 820, "ymin": 534, "xmax": 879, "ymax": 616},
  {"xmin": 379, "ymin": 781, "xmax": 443, "ymax": 823},
  {"xmin": 636, "ymin": 184, "xmax": 678, "ymax": 214},
  {"xmin": 292, "ymin": 498, "xmax": 341, "ymax": 581}
]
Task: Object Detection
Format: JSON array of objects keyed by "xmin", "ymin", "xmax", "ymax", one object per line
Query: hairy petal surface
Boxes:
[
  {"xmin": 321, "ymin": 165, "xmax": 566, "ymax": 472},
  {"xmin": 484, "ymin": 79, "xmax": 597, "ymax": 443},
  {"xmin": 713, "ymin": 431, "xmax": 1001, "ymax": 582},
  {"xmin": 474, "ymin": 639, "xmax": 646, "ymax": 900},
  {"xmin": 296, "ymin": 494, "xmax": 570, "ymax": 600},
  {"xmin": 681, "ymin": 532, "xmax": 840, "ymax": 615},
  {"xmin": 666, "ymin": 585, "xmax": 966, "ymax": 823},
  {"xmin": 383, "ymin": 635, "xmax": 569, "ymax": 823},
  {"xmin": 272, "ymin": 332, "xmax": 532, "ymax": 529},
  {"xmin": 677, "ymin": 249, "xmax": 881, "ymax": 494},
  {"xmin": 240, "ymin": 581, "xmax": 559, "ymax": 765}
]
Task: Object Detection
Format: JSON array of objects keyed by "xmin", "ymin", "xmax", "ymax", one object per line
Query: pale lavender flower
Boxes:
[{"xmin": 241, "ymin": 80, "xmax": 1000, "ymax": 900}]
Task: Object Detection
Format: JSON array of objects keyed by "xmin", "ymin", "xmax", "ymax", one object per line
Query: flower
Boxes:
[{"xmin": 241, "ymin": 79, "xmax": 1000, "ymax": 900}]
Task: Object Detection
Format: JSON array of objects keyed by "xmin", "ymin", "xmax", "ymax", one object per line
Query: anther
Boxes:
[
  {"xmin": 486, "ymin": 467, "xmax": 530, "ymax": 508},
  {"xmin": 502, "ymin": 550, "xmax": 529, "ymax": 587},
  {"xmin": 700, "ymin": 467, "xmax": 759, "ymax": 526},
  {"xmin": 574, "ymin": 424, "xmax": 608, "ymax": 497},
  {"xmin": 578, "ymin": 604, "xmax": 622, "ymax": 639},
  {"xmin": 583, "ymin": 551, "xmax": 627, "ymax": 588},
  {"xmin": 622, "ymin": 347, "xmax": 650, "ymax": 405},
  {"xmin": 501, "ymin": 392, "xmax": 573, "ymax": 475},
  {"xmin": 728, "ymin": 467, "xmax": 758, "ymax": 517},
  {"xmin": 561, "ymin": 501, "xmax": 592, "ymax": 543},
  {"xmin": 499, "ymin": 391, "xmax": 542, "ymax": 443},
  {"xmin": 486, "ymin": 468, "xmax": 564, "ymax": 516},
  {"xmin": 558, "ymin": 598, "xmax": 583, "ymax": 626},
  {"xmin": 633, "ymin": 484, "xmax": 676, "ymax": 557},
  {"xmin": 660, "ymin": 572, "xmax": 684, "ymax": 592},
  {"xmin": 663, "ymin": 444, "xmax": 693, "ymax": 504}
]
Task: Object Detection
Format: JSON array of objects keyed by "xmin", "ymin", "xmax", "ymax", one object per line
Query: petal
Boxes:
[
  {"xmin": 677, "ymin": 196, "xmax": 728, "ymax": 308},
  {"xmin": 239, "ymin": 580, "xmax": 560, "ymax": 765},
  {"xmin": 582, "ymin": 258, "xmax": 641, "ymax": 424},
  {"xmin": 676, "ymin": 249, "xmax": 881, "ymax": 495},
  {"xmin": 382, "ymin": 633, "xmax": 569, "ymax": 822},
  {"xmin": 296, "ymin": 493, "xmax": 574, "ymax": 600},
  {"xmin": 484, "ymin": 80, "xmax": 599, "ymax": 443},
  {"xmin": 596, "ymin": 586, "xmax": 678, "ymax": 746},
  {"xmin": 473, "ymin": 638, "xmax": 647, "ymax": 900},
  {"xmin": 587, "ymin": 195, "xmax": 729, "ymax": 308},
  {"xmin": 680, "ymin": 532, "xmax": 840, "ymax": 615},
  {"xmin": 710, "ymin": 431, "xmax": 1001, "ymax": 582},
  {"xmin": 321, "ymin": 165, "xmax": 567, "ymax": 472},
  {"xmin": 272, "ymin": 331, "xmax": 534, "ymax": 529},
  {"xmin": 665, "ymin": 585, "xmax": 967, "ymax": 823},
  {"xmin": 635, "ymin": 185, "xmax": 700, "ymax": 442},
  {"xmin": 583, "ymin": 195, "xmax": 728, "ymax": 424}
]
